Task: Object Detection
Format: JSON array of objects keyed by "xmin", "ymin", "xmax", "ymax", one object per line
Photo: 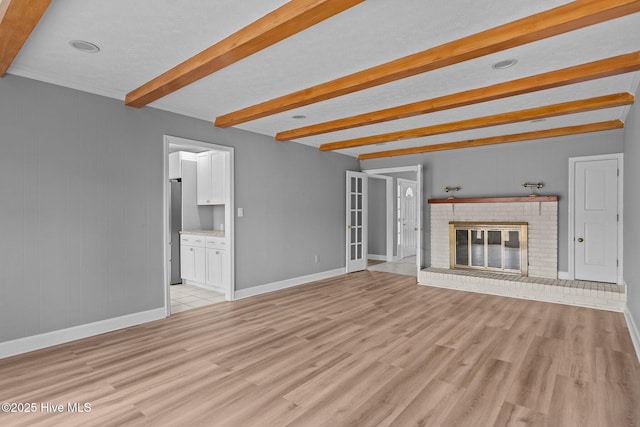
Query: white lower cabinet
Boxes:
[
  {"xmin": 180, "ymin": 234, "xmax": 206, "ymax": 283},
  {"xmin": 205, "ymin": 236, "xmax": 227, "ymax": 291},
  {"xmin": 206, "ymin": 248, "xmax": 226, "ymax": 289},
  {"xmin": 181, "ymin": 233, "xmax": 227, "ymax": 293}
]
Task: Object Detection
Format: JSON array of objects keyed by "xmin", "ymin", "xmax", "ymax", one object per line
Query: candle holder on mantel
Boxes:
[
  {"xmin": 522, "ymin": 182, "xmax": 544, "ymax": 197},
  {"xmin": 445, "ymin": 186, "xmax": 461, "ymax": 199}
]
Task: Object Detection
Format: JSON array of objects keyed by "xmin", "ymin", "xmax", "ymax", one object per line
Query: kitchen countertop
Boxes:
[{"xmin": 180, "ymin": 230, "xmax": 225, "ymax": 237}]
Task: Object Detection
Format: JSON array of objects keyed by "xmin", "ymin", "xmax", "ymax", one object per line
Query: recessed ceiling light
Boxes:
[
  {"xmin": 69, "ymin": 40, "xmax": 100, "ymax": 53},
  {"xmin": 491, "ymin": 59, "xmax": 517, "ymax": 70},
  {"xmin": 291, "ymin": 115, "xmax": 307, "ymax": 119},
  {"xmin": 531, "ymin": 118, "xmax": 547, "ymax": 123}
]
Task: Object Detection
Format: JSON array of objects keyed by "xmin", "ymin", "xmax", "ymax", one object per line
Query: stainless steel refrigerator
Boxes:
[{"xmin": 170, "ymin": 179, "xmax": 182, "ymax": 285}]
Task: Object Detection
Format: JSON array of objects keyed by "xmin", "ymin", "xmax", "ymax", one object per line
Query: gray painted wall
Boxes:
[
  {"xmin": 624, "ymin": 87, "xmax": 640, "ymax": 326},
  {"xmin": 361, "ymin": 130, "xmax": 625, "ymax": 272},
  {"xmin": 0, "ymin": 74, "xmax": 358, "ymax": 343},
  {"xmin": 367, "ymin": 177, "xmax": 386, "ymax": 256}
]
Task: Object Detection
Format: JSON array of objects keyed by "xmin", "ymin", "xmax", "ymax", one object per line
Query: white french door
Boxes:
[
  {"xmin": 346, "ymin": 171, "xmax": 368, "ymax": 273},
  {"xmin": 572, "ymin": 156, "xmax": 620, "ymax": 283},
  {"xmin": 398, "ymin": 179, "xmax": 417, "ymax": 258}
]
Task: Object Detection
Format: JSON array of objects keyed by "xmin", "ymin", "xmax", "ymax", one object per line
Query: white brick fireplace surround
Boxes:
[{"xmin": 418, "ymin": 196, "xmax": 625, "ymax": 311}]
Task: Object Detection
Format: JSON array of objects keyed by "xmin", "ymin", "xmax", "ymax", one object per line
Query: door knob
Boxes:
[{"xmin": 577, "ymin": 237, "xmax": 584, "ymax": 243}]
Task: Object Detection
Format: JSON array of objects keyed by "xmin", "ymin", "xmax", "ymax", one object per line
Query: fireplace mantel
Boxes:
[{"xmin": 428, "ymin": 196, "xmax": 558, "ymax": 204}]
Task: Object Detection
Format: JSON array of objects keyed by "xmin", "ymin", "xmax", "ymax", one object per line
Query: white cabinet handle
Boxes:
[{"xmin": 190, "ymin": 248, "xmax": 194, "ymax": 251}]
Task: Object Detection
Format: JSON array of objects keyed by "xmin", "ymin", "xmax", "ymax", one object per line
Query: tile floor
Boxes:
[
  {"xmin": 367, "ymin": 256, "xmax": 417, "ymax": 276},
  {"xmin": 170, "ymin": 283, "xmax": 225, "ymax": 313}
]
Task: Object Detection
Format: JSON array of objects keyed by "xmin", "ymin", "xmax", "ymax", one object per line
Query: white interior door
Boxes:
[
  {"xmin": 399, "ymin": 179, "xmax": 417, "ymax": 258},
  {"xmin": 346, "ymin": 171, "xmax": 368, "ymax": 273},
  {"xmin": 574, "ymin": 158, "xmax": 619, "ymax": 283}
]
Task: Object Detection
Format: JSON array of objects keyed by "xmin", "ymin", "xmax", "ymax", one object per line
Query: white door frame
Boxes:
[
  {"xmin": 568, "ymin": 153, "xmax": 623, "ymax": 284},
  {"xmin": 363, "ymin": 165, "xmax": 423, "ymax": 276},
  {"xmin": 367, "ymin": 174, "xmax": 394, "ymax": 262},
  {"xmin": 163, "ymin": 135, "xmax": 236, "ymax": 317}
]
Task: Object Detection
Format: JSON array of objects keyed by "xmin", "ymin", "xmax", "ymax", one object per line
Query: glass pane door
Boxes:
[
  {"xmin": 346, "ymin": 171, "xmax": 367, "ymax": 272},
  {"xmin": 487, "ymin": 230, "xmax": 502, "ymax": 268},
  {"xmin": 504, "ymin": 230, "xmax": 521, "ymax": 270},
  {"xmin": 471, "ymin": 229, "xmax": 484, "ymax": 267},
  {"xmin": 450, "ymin": 222, "xmax": 527, "ymax": 275}
]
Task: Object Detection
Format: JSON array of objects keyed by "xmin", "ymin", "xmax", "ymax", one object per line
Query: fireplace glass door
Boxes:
[{"xmin": 449, "ymin": 222, "xmax": 527, "ymax": 275}]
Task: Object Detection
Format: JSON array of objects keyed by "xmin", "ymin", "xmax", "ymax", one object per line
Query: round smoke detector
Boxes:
[{"xmin": 69, "ymin": 40, "xmax": 100, "ymax": 53}]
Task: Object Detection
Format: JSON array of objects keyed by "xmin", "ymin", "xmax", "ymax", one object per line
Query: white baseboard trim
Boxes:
[
  {"xmin": 367, "ymin": 254, "xmax": 387, "ymax": 261},
  {"xmin": 235, "ymin": 268, "xmax": 346, "ymax": 300},
  {"xmin": 624, "ymin": 301, "xmax": 640, "ymax": 364},
  {"xmin": 0, "ymin": 308, "xmax": 166, "ymax": 360},
  {"xmin": 558, "ymin": 271, "xmax": 570, "ymax": 280}
]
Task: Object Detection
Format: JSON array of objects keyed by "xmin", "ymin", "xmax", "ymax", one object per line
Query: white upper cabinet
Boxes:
[
  {"xmin": 196, "ymin": 153, "xmax": 212, "ymax": 204},
  {"xmin": 197, "ymin": 151, "xmax": 228, "ymax": 205},
  {"xmin": 169, "ymin": 151, "xmax": 196, "ymax": 180}
]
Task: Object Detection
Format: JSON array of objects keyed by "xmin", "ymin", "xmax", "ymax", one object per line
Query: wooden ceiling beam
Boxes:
[
  {"xmin": 125, "ymin": 0, "xmax": 364, "ymax": 108},
  {"xmin": 318, "ymin": 92, "xmax": 633, "ymax": 151},
  {"xmin": 276, "ymin": 52, "xmax": 640, "ymax": 141},
  {"xmin": 357, "ymin": 120, "xmax": 624, "ymax": 160},
  {"xmin": 0, "ymin": 0, "xmax": 51, "ymax": 76},
  {"xmin": 215, "ymin": 0, "xmax": 640, "ymax": 128}
]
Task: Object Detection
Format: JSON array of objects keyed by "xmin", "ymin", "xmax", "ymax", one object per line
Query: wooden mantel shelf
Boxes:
[{"xmin": 428, "ymin": 196, "xmax": 558, "ymax": 204}]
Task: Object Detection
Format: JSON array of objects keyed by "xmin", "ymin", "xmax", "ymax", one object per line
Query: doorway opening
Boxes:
[
  {"xmin": 345, "ymin": 165, "xmax": 423, "ymax": 277},
  {"xmin": 163, "ymin": 135, "xmax": 235, "ymax": 317},
  {"xmin": 568, "ymin": 153, "xmax": 623, "ymax": 284}
]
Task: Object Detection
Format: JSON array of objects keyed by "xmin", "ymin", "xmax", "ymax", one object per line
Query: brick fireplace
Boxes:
[
  {"xmin": 418, "ymin": 196, "xmax": 625, "ymax": 311},
  {"xmin": 430, "ymin": 196, "xmax": 558, "ymax": 279}
]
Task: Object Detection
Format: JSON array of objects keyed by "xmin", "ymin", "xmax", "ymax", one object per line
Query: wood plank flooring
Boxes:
[{"xmin": 1, "ymin": 270, "xmax": 639, "ymax": 426}]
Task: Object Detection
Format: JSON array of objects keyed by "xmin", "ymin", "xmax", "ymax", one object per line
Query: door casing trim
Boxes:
[
  {"xmin": 568, "ymin": 153, "xmax": 623, "ymax": 284},
  {"xmin": 363, "ymin": 165, "xmax": 423, "ymax": 276},
  {"xmin": 163, "ymin": 135, "xmax": 236, "ymax": 318}
]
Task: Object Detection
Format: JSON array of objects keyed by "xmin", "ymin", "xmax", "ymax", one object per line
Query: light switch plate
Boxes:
[{"xmin": 237, "ymin": 207, "xmax": 244, "ymax": 217}]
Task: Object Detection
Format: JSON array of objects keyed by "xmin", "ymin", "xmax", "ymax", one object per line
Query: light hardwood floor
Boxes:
[{"xmin": 1, "ymin": 271, "xmax": 639, "ymax": 426}]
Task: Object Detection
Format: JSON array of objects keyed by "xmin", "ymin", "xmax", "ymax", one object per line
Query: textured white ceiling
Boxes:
[{"xmin": 8, "ymin": 0, "xmax": 640, "ymax": 158}]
